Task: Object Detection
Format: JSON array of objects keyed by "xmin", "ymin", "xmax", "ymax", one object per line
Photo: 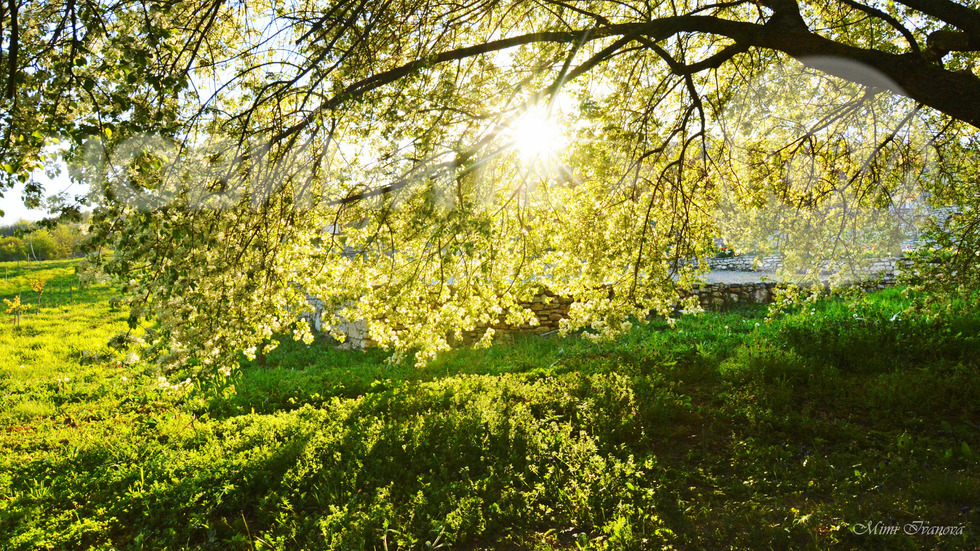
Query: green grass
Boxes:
[{"xmin": 1, "ymin": 259, "xmax": 978, "ymax": 549}]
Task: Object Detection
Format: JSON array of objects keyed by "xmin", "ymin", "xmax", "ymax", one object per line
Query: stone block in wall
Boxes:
[{"xmin": 312, "ymin": 262, "xmax": 907, "ymax": 347}]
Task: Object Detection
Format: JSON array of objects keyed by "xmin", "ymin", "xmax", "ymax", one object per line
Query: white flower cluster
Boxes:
[{"xmin": 157, "ymin": 376, "xmax": 193, "ymax": 393}]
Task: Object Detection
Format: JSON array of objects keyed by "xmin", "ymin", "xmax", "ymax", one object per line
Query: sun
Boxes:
[{"xmin": 508, "ymin": 105, "xmax": 567, "ymax": 164}]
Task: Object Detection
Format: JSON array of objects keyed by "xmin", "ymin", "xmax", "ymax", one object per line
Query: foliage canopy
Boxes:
[{"xmin": 3, "ymin": 0, "xmax": 980, "ymax": 367}]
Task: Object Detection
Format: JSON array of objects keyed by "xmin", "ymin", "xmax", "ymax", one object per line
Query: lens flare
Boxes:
[{"xmin": 508, "ymin": 105, "xmax": 566, "ymax": 164}]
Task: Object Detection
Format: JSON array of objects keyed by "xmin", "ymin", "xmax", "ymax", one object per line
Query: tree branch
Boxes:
[
  {"xmin": 838, "ymin": 0, "xmax": 920, "ymax": 54},
  {"xmin": 758, "ymin": 0, "xmax": 808, "ymax": 31},
  {"xmin": 892, "ymin": 0, "xmax": 980, "ymax": 38},
  {"xmin": 679, "ymin": 42, "xmax": 750, "ymax": 74},
  {"xmin": 731, "ymin": 24, "xmax": 980, "ymax": 128},
  {"xmin": 924, "ymin": 29, "xmax": 980, "ymax": 61},
  {"xmin": 263, "ymin": 10, "xmax": 980, "ymax": 153},
  {"xmin": 5, "ymin": 0, "xmax": 18, "ymax": 100}
]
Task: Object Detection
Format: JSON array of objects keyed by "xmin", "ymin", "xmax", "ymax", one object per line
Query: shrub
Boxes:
[
  {"xmin": 0, "ymin": 236, "xmax": 25, "ymax": 261},
  {"xmin": 21, "ymin": 230, "xmax": 59, "ymax": 261}
]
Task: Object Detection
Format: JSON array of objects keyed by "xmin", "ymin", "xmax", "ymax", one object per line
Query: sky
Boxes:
[{"xmin": 0, "ymin": 165, "xmax": 86, "ymax": 224}]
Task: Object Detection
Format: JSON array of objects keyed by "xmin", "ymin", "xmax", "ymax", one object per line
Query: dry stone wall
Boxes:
[
  {"xmin": 704, "ymin": 254, "xmax": 906, "ymax": 274},
  {"xmin": 705, "ymin": 254, "xmax": 783, "ymax": 272},
  {"xmin": 456, "ymin": 291, "xmax": 573, "ymax": 344},
  {"xmin": 308, "ymin": 257, "xmax": 905, "ymax": 348}
]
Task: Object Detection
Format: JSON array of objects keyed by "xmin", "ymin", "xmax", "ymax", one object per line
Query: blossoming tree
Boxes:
[{"xmin": 2, "ymin": 0, "xmax": 979, "ymax": 368}]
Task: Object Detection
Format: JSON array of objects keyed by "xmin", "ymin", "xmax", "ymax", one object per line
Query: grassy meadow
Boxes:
[{"xmin": 1, "ymin": 259, "xmax": 978, "ymax": 550}]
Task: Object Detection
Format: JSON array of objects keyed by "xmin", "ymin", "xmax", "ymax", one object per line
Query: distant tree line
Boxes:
[{"xmin": 0, "ymin": 219, "xmax": 87, "ymax": 261}]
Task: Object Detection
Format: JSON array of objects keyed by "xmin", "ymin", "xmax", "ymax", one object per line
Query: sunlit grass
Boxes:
[
  {"xmin": 0, "ymin": 261, "xmax": 978, "ymax": 550},
  {"xmin": 0, "ymin": 259, "xmax": 130, "ymax": 379}
]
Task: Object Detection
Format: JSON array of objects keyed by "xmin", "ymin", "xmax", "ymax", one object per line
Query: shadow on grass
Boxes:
[{"xmin": 2, "ymin": 410, "xmax": 315, "ymax": 550}]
